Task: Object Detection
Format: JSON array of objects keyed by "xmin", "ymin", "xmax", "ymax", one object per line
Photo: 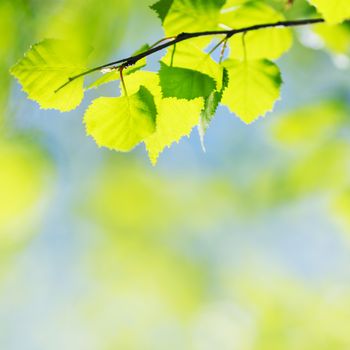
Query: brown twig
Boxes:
[{"xmin": 55, "ymin": 17, "xmax": 325, "ymax": 93}]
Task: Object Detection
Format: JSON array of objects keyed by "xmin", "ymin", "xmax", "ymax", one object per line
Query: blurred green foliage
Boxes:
[
  {"xmin": 0, "ymin": 135, "xmax": 52, "ymax": 276},
  {"xmin": 1, "ymin": 1, "xmax": 350, "ymax": 349}
]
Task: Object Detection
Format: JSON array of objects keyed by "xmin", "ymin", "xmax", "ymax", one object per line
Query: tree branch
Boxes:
[{"xmin": 55, "ymin": 17, "xmax": 325, "ymax": 93}]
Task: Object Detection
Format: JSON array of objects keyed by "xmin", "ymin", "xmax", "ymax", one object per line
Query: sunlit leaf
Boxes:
[
  {"xmin": 161, "ymin": 38, "xmax": 224, "ymax": 89},
  {"xmin": 162, "ymin": 0, "xmax": 225, "ymax": 47},
  {"xmin": 221, "ymin": 1, "xmax": 293, "ymax": 60},
  {"xmin": 313, "ymin": 23, "xmax": 350, "ymax": 54},
  {"xmin": 145, "ymin": 97, "xmax": 204, "ymax": 164},
  {"xmin": 222, "ymin": 59, "xmax": 282, "ymax": 123},
  {"xmin": 122, "ymin": 71, "xmax": 204, "ymax": 164},
  {"xmin": 223, "ymin": 0, "xmax": 249, "ymax": 5},
  {"xmin": 84, "ymin": 86, "xmax": 157, "ymax": 152},
  {"xmin": 10, "ymin": 39, "xmax": 88, "ymax": 112},
  {"xmin": 308, "ymin": 0, "xmax": 350, "ymax": 24},
  {"xmin": 122, "ymin": 71, "xmax": 163, "ymax": 99}
]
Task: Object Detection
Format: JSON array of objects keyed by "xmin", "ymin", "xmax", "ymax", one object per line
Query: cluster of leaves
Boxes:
[{"xmin": 10, "ymin": 0, "xmax": 350, "ymax": 164}]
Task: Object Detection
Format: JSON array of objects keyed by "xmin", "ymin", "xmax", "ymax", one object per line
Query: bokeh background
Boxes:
[{"xmin": 1, "ymin": 0, "xmax": 350, "ymax": 349}]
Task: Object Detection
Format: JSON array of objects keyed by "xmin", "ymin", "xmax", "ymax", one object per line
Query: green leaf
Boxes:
[
  {"xmin": 145, "ymin": 97, "xmax": 204, "ymax": 164},
  {"xmin": 223, "ymin": 0, "xmax": 249, "ymax": 5},
  {"xmin": 10, "ymin": 39, "xmax": 88, "ymax": 112},
  {"xmin": 159, "ymin": 62, "xmax": 216, "ymax": 100},
  {"xmin": 87, "ymin": 44, "xmax": 151, "ymax": 90},
  {"xmin": 84, "ymin": 86, "xmax": 157, "ymax": 152},
  {"xmin": 308, "ymin": 0, "xmax": 350, "ymax": 24},
  {"xmin": 162, "ymin": 0, "xmax": 225, "ymax": 46},
  {"xmin": 150, "ymin": 0, "xmax": 174, "ymax": 22},
  {"xmin": 222, "ymin": 59, "xmax": 282, "ymax": 124},
  {"xmin": 121, "ymin": 71, "xmax": 163, "ymax": 100},
  {"xmin": 121, "ymin": 71, "xmax": 204, "ymax": 164},
  {"xmin": 199, "ymin": 68, "xmax": 229, "ymax": 149},
  {"xmin": 221, "ymin": 1, "xmax": 293, "ymax": 60},
  {"xmin": 161, "ymin": 39, "xmax": 224, "ymax": 90}
]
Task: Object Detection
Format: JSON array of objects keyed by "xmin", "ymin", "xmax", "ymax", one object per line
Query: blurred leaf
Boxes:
[
  {"xmin": 41, "ymin": 0, "xmax": 130, "ymax": 63},
  {"xmin": 314, "ymin": 23, "xmax": 350, "ymax": 54},
  {"xmin": 0, "ymin": 1, "xmax": 16, "ymax": 59},
  {"xmin": 271, "ymin": 102, "xmax": 347, "ymax": 147},
  {"xmin": 224, "ymin": 269, "xmax": 350, "ymax": 349},
  {"xmin": 286, "ymin": 140, "xmax": 350, "ymax": 195}
]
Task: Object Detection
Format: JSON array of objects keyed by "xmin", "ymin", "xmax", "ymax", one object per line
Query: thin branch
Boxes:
[
  {"xmin": 242, "ymin": 32, "xmax": 248, "ymax": 62},
  {"xmin": 119, "ymin": 67, "xmax": 128, "ymax": 96},
  {"xmin": 55, "ymin": 17, "xmax": 325, "ymax": 93},
  {"xmin": 149, "ymin": 36, "xmax": 176, "ymax": 49},
  {"xmin": 219, "ymin": 38, "xmax": 228, "ymax": 64}
]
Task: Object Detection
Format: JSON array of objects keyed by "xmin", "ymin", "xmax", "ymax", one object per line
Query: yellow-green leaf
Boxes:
[
  {"xmin": 122, "ymin": 71, "xmax": 163, "ymax": 100},
  {"xmin": 121, "ymin": 71, "xmax": 204, "ymax": 164},
  {"xmin": 308, "ymin": 0, "xmax": 350, "ymax": 24},
  {"xmin": 10, "ymin": 39, "xmax": 88, "ymax": 112},
  {"xmin": 199, "ymin": 68, "xmax": 229, "ymax": 149},
  {"xmin": 161, "ymin": 39, "xmax": 224, "ymax": 90},
  {"xmin": 145, "ymin": 97, "xmax": 204, "ymax": 165},
  {"xmin": 221, "ymin": 1, "xmax": 293, "ymax": 60},
  {"xmin": 84, "ymin": 86, "xmax": 157, "ymax": 152},
  {"xmin": 162, "ymin": 0, "xmax": 225, "ymax": 47},
  {"xmin": 222, "ymin": 59, "xmax": 282, "ymax": 123},
  {"xmin": 223, "ymin": 0, "xmax": 249, "ymax": 5}
]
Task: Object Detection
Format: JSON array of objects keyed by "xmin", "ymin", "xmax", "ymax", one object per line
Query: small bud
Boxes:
[{"xmin": 101, "ymin": 68, "xmax": 113, "ymax": 74}]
